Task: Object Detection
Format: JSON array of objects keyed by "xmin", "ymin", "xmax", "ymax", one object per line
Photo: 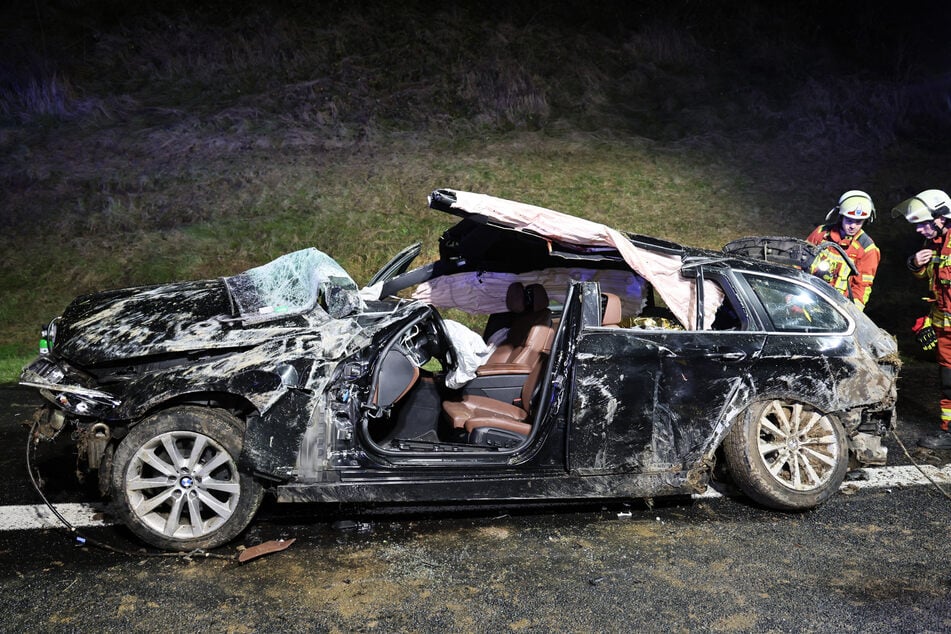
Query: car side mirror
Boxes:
[{"xmin": 321, "ymin": 284, "xmax": 361, "ymax": 318}]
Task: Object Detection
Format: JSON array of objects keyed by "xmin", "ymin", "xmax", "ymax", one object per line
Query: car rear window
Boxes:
[{"xmin": 744, "ymin": 275, "xmax": 849, "ymax": 333}]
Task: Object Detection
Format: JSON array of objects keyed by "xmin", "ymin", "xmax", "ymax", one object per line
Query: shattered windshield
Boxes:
[{"xmin": 223, "ymin": 248, "xmax": 360, "ymax": 319}]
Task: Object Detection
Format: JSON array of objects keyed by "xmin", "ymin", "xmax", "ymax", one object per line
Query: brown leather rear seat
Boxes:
[{"xmin": 601, "ymin": 293, "xmax": 622, "ymax": 327}]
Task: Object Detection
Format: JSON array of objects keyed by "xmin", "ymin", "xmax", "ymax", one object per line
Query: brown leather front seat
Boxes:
[
  {"xmin": 442, "ymin": 352, "xmax": 548, "ymax": 446},
  {"xmin": 477, "ymin": 282, "xmax": 553, "ymax": 376}
]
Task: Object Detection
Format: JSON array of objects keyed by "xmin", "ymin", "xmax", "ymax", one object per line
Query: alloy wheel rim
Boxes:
[
  {"xmin": 125, "ymin": 430, "xmax": 240, "ymax": 539},
  {"xmin": 756, "ymin": 400, "xmax": 840, "ymax": 492}
]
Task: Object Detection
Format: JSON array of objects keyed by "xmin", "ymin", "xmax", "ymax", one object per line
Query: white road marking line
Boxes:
[
  {"xmin": 692, "ymin": 463, "xmax": 951, "ymax": 499},
  {"xmin": 2, "ymin": 463, "xmax": 950, "ymax": 531},
  {"xmin": 0, "ymin": 503, "xmax": 113, "ymax": 531},
  {"xmin": 840, "ymin": 464, "xmax": 951, "ymax": 490}
]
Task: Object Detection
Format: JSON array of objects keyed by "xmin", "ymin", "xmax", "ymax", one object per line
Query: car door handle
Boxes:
[
  {"xmin": 717, "ymin": 351, "xmax": 747, "ymax": 361},
  {"xmin": 661, "ymin": 347, "xmax": 752, "ymax": 361}
]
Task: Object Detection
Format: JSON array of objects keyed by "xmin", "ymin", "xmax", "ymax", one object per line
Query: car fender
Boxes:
[
  {"xmin": 698, "ymin": 375, "xmax": 756, "ymax": 463},
  {"xmin": 112, "ymin": 363, "xmax": 294, "ymax": 419},
  {"xmin": 706, "ymin": 387, "xmax": 848, "ymax": 463},
  {"xmin": 112, "ymin": 379, "xmax": 317, "ymax": 483}
]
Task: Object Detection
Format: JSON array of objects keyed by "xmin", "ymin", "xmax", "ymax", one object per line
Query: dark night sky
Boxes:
[{"xmin": 4, "ymin": 0, "xmax": 950, "ymax": 75}]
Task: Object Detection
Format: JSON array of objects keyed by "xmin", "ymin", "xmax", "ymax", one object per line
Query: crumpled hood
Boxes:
[{"xmin": 53, "ymin": 279, "xmax": 240, "ymax": 365}]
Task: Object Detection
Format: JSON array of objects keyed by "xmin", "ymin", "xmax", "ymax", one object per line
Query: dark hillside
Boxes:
[
  {"xmin": 3, "ymin": 2, "xmax": 948, "ymax": 226},
  {"xmin": 1, "ymin": 0, "xmax": 950, "ymax": 372}
]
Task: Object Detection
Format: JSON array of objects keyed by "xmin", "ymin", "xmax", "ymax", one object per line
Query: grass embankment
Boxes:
[
  {"xmin": 1, "ymin": 136, "xmax": 773, "ymax": 377},
  {"xmin": 1, "ymin": 1, "xmax": 946, "ymax": 381}
]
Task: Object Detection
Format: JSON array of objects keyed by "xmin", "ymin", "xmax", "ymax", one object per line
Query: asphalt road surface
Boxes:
[{"xmin": 2, "ymin": 360, "xmax": 950, "ymax": 632}]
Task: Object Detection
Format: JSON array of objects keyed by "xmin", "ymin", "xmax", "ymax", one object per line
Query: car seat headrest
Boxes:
[
  {"xmin": 506, "ymin": 282, "xmax": 527, "ymax": 313},
  {"xmin": 524, "ymin": 284, "xmax": 549, "ymax": 312}
]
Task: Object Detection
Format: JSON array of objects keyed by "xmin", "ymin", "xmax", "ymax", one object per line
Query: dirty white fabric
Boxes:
[
  {"xmin": 429, "ymin": 190, "xmax": 724, "ymax": 329},
  {"xmin": 441, "ymin": 319, "xmax": 493, "ymax": 389},
  {"xmin": 359, "ymin": 281, "xmax": 385, "ymax": 302}
]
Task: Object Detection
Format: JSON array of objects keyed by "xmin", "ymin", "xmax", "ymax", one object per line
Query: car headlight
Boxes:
[
  {"xmin": 21, "ymin": 356, "xmax": 65, "ymax": 384},
  {"xmin": 21, "ymin": 357, "xmax": 121, "ymax": 417},
  {"xmin": 47, "ymin": 390, "xmax": 118, "ymax": 417}
]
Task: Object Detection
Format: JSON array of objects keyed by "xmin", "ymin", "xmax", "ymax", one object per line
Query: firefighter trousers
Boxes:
[{"xmin": 935, "ymin": 326, "xmax": 951, "ymax": 430}]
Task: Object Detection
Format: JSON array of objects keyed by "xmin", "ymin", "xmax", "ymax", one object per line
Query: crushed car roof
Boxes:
[{"xmin": 419, "ymin": 189, "xmax": 724, "ymax": 329}]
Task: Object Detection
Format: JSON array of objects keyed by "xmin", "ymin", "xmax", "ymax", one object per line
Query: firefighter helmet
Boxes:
[
  {"xmin": 829, "ymin": 190, "xmax": 875, "ymax": 222},
  {"xmin": 891, "ymin": 189, "xmax": 951, "ymax": 224}
]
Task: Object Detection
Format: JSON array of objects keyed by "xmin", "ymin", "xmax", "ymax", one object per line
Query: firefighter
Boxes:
[
  {"xmin": 893, "ymin": 189, "xmax": 951, "ymax": 449},
  {"xmin": 805, "ymin": 190, "xmax": 880, "ymax": 310}
]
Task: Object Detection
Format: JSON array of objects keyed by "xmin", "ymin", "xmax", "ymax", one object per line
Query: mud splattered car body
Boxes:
[{"xmin": 21, "ymin": 189, "xmax": 899, "ymax": 550}]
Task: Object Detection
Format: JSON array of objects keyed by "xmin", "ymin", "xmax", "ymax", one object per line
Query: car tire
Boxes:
[
  {"xmin": 723, "ymin": 399, "xmax": 848, "ymax": 511},
  {"xmin": 109, "ymin": 406, "xmax": 264, "ymax": 551}
]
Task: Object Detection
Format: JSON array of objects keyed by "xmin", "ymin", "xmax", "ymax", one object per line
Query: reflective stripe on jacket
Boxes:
[{"xmin": 805, "ymin": 224, "xmax": 880, "ymax": 308}]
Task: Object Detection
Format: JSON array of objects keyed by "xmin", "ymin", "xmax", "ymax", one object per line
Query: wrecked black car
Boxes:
[{"xmin": 20, "ymin": 189, "xmax": 899, "ymax": 551}]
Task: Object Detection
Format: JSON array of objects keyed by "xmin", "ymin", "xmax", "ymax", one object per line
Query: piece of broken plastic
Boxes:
[{"xmin": 237, "ymin": 538, "xmax": 296, "ymax": 563}]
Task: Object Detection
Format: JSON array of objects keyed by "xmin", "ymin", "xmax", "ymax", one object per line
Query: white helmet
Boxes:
[
  {"xmin": 891, "ymin": 189, "xmax": 951, "ymax": 224},
  {"xmin": 829, "ymin": 190, "xmax": 875, "ymax": 221}
]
